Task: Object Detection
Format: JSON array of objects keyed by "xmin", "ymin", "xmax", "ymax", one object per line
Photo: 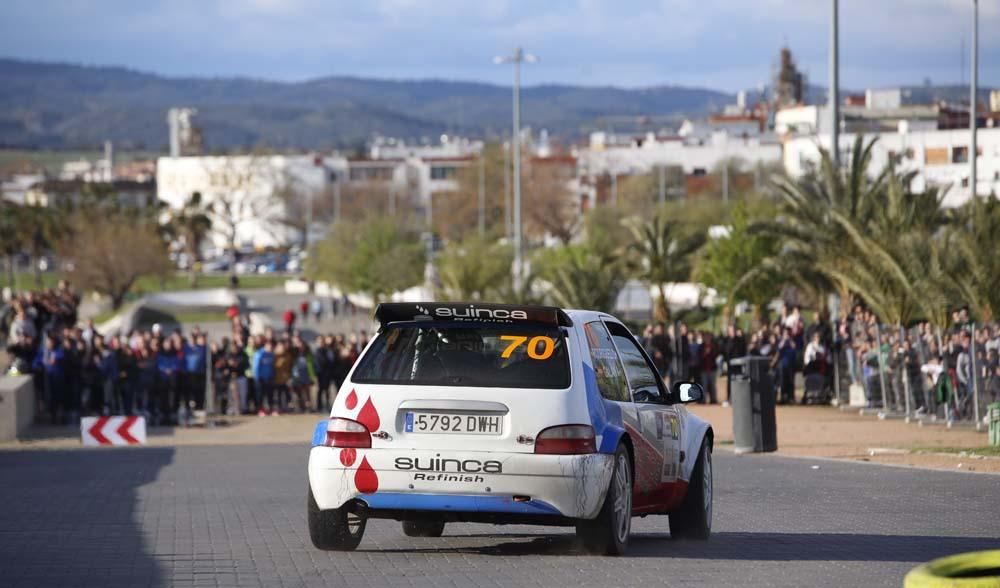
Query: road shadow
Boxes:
[
  {"xmin": 0, "ymin": 447, "xmax": 174, "ymax": 587},
  {"xmin": 359, "ymin": 530, "xmax": 1000, "ymax": 562}
]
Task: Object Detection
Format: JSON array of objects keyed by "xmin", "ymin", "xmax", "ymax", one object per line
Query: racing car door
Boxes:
[{"xmin": 604, "ymin": 321, "xmax": 683, "ymax": 511}]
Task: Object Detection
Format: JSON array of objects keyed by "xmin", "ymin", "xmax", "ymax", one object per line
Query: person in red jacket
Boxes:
[
  {"xmin": 282, "ymin": 309, "xmax": 296, "ymax": 334},
  {"xmin": 299, "ymin": 300, "xmax": 310, "ymax": 323}
]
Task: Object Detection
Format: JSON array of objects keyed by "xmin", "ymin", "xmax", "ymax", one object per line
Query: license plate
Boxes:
[{"xmin": 404, "ymin": 412, "xmax": 503, "ymax": 435}]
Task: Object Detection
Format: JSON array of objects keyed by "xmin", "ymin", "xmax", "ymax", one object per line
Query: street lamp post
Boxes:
[
  {"xmin": 970, "ymin": 0, "xmax": 979, "ymax": 200},
  {"xmin": 495, "ymin": 48, "xmax": 537, "ymax": 290},
  {"xmin": 830, "ymin": 0, "xmax": 840, "ymax": 166},
  {"xmin": 478, "ymin": 151, "xmax": 486, "ymax": 235}
]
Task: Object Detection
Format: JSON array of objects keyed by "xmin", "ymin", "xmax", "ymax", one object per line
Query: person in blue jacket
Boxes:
[
  {"xmin": 184, "ymin": 334, "xmax": 208, "ymax": 410},
  {"xmin": 34, "ymin": 332, "xmax": 65, "ymax": 423},
  {"xmin": 252, "ymin": 340, "xmax": 276, "ymax": 416}
]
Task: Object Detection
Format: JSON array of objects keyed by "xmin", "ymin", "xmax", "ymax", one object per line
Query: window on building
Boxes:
[
  {"xmin": 925, "ymin": 147, "xmax": 948, "ymax": 166},
  {"xmin": 349, "ymin": 166, "xmax": 394, "ymax": 182},
  {"xmin": 952, "ymin": 146, "xmax": 969, "ymax": 164},
  {"xmin": 430, "ymin": 166, "xmax": 456, "ymax": 180},
  {"xmin": 961, "ymin": 177, "xmax": 969, "ymax": 188},
  {"xmin": 692, "ymin": 167, "xmax": 707, "ymax": 177}
]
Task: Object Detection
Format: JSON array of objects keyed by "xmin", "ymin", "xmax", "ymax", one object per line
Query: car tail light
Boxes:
[
  {"xmin": 534, "ymin": 424, "xmax": 596, "ymax": 455},
  {"xmin": 324, "ymin": 418, "xmax": 372, "ymax": 448}
]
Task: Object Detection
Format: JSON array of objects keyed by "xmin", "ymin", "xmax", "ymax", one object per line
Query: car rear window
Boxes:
[{"xmin": 351, "ymin": 324, "xmax": 571, "ymax": 389}]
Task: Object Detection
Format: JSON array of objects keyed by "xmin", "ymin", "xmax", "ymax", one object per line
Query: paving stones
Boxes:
[{"xmin": 0, "ymin": 445, "xmax": 997, "ymax": 588}]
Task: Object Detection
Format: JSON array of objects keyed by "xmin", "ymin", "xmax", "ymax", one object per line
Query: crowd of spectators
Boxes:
[
  {"xmin": 640, "ymin": 303, "xmax": 1000, "ymax": 423},
  {"xmin": 2, "ymin": 287, "xmax": 371, "ymax": 425},
  {"xmin": 839, "ymin": 305, "xmax": 1000, "ymax": 423},
  {"xmin": 6, "ymin": 285, "xmax": 1000, "ymax": 426}
]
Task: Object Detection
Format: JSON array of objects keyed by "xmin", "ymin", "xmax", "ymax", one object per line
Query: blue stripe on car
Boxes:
[
  {"xmin": 582, "ymin": 362, "xmax": 625, "ymax": 453},
  {"xmin": 311, "ymin": 420, "xmax": 327, "ymax": 447},
  {"xmin": 358, "ymin": 493, "xmax": 562, "ymax": 515}
]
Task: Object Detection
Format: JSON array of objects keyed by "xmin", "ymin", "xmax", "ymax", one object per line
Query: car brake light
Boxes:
[
  {"xmin": 324, "ymin": 417, "xmax": 372, "ymax": 448},
  {"xmin": 534, "ymin": 424, "xmax": 596, "ymax": 455}
]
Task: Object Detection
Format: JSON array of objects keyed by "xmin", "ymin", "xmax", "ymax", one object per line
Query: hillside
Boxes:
[{"xmin": 0, "ymin": 58, "xmax": 733, "ymax": 150}]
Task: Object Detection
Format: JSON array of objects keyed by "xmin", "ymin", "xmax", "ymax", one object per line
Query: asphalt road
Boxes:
[{"xmin": 1, "ymin": 446, "xmax": 997, "ymax": 588}]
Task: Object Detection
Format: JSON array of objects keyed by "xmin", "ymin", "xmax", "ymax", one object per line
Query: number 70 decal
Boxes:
[{"xmin": 500, "ymin": 335, "xmax": 556, "ymax": 360}]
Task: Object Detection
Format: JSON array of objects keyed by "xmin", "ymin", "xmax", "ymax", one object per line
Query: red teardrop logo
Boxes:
[
  {"xmin": 357, "ymin": 397, "xmax": 380, "ymax": 432},
  {"xmin": 339, "ymin": 448, "xmax": 356, "ymax": 467},
  {"xmin": 344, "ymin": 388, "xmax": 358, "ymax": 410},
  {"xmin": 354, "ymin": 456, "xmax": 378, "ymax": 494}
]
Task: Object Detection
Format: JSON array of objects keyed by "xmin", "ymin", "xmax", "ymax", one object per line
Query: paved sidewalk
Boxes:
[{"xmin": 689, "ymin": 404, "xmax": 999, "ymax": 473}]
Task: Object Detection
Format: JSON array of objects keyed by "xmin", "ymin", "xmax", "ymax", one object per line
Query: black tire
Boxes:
[
  {"xmin": 576, "ymin": 443, "xmax": 632, "ymax": 556},
  {"xmin": 307, "ymin": 486, "xmax": 366, "ymax": 551},
  {"xmin": 669, "ymin": 437, "xmax": 712, "ymax": 540},
  {"xmin": 401, "ymin": 520, "xmax": 446, "ymax": 537}
]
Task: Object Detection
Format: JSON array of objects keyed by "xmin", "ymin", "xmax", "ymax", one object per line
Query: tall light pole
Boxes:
[
  {"xmin": 970, "ymin": 0, "xmax": 979, "ymax": 199},
  {"xmin": 830, "ymin": 0, "xmax": 840, "ymax": 166},
  {"xmin": 495, "ymin": 47, "xmax": 537, "ymax": 290},
  {"xmin": 478, "ymin": 151, "xmax": 486, "ymax": 235}
]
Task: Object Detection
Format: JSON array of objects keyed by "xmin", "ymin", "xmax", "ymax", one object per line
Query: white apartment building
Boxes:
[
  {"xmin": 578, "ymin": 129, "xmax": 782, "ymax": 178},
  {"xmin": 156, "ymin": 149, "xmax": 475, "ymax": 248},
  {"xmin": 157, "ymin": 154, "xmax": 327, "ymax": 249},
  {"xmin": 783, "ymin": 127, "xmax": 1000, "ymax": 206}
]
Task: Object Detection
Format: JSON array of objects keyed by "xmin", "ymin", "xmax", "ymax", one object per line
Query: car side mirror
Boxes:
[{"xmin": 672, "ymin": 381, "xmax": 704, "ymax": 404}]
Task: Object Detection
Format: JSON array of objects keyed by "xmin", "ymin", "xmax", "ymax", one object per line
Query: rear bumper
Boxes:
[{"xmin": 308, "ymin": 446, "xmax": 614, "ymax": 520}]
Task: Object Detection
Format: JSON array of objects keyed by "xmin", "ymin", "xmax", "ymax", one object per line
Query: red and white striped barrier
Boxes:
[{"xmin": 80, "ymin": 416, "xmax": 147, "ymax": 447}]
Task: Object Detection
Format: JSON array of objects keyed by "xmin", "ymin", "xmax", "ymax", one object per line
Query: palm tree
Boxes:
[
  {"xmin": 436, "ymin": 236, "xmax": 513, "ymax": 301},
  {"xmin": 624, "ymin": 213, "xmax": 704, "ymax": 322},
  {"xmin": 166, "ymin": 192, "xmax": 213, "ymax": 286},
  {"xmin": 749, "ymin": 136, "xmax": 893, "ymax": 318},
  {"xmin": 543, "ymin": 244, "xmax": 624, "ymax": 313},
  {"xmin": 944, "ymin": 196, "xmax": 1000, "ymax": 322}
]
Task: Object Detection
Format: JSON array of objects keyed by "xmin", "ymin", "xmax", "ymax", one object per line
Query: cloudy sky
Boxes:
[{"xmin": 1, "ymin": 0, "xmax": 997, "ymax": 91}]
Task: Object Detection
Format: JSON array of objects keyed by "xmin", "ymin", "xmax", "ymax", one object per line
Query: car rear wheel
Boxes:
[
  {"xmin": 401, "ymin": 520, "xmax": 446, "ymax": 537},
  {"xmin": 308, "ymin": 487, "xmax": 366, "ymax": 551},
  {"xmin": 669, "ymin": 437, "xmax": 712, "ymax": 540},
  {"xmin": 576, "ymin": 443, "xmax": 631, "ymax": 555}
]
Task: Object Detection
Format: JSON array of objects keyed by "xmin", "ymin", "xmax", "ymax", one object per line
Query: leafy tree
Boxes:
[
  {"xmin": 436, "ymin": 235, "xmax": 513, "ymax": 301},
  {"xmin": 164, "ymin": 192, "xmax": 213, "ymax": 287},
  {"xmin": 306, "ymin": 217, "xmax": 425, "ymax": 304},
  {"xmin": 521, "ymin": 158, "xmax": 580, "ymax": 245},
  {"xmin": 60, "ymin": 211, "xmax": 172, "ymax": 310},
  {"xmin": 694, "ymin": 202, "xmax": 782, "ymax": 322},
  {"xmin": 436, "ymin": 144, "xmax": 508, "ymax": 242}
]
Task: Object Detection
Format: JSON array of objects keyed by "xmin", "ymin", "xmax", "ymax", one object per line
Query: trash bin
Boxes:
[
  {"xmin": 989, "ymin": 403, "xmax": 1000, "ymax": 448},
  {"xmin": 729, "ymin": 356, "xmax": 777, "ymax": 453}
]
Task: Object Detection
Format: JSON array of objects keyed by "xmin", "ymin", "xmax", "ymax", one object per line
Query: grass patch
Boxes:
[
  {"xmin": 3, "ymin": 271, "xmax": 287, "ymax": 296},
  {"xmin": 912, "ymin": 446, "xmax": 1000, "ymax": 457}
]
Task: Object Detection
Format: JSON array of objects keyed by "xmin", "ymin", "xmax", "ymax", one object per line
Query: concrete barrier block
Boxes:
[{"xmin": 0, "ymin": 375, "xmax": 35, "ymax": 442}]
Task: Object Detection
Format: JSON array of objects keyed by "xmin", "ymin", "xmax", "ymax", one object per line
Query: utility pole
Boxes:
[
  {"xmin": 495, "ymin": 48, "xmax": 537, "ymax": 290},
  {"xmin": 333, "ymin": 172, "xmax": 342, "ymax": 225},
  {"xmin": 830, "ymin": 0, "xmax": 840, "ymax": 166},
  {"xmin": 478, "ymin": 152, "xmax": 486, "ymax": 235},
  {"xmin": 657, "ymin": 165, "xmax": 665, "ymax": 205},
  {"xmin": 970, "ymin": 0, "xmax": 979, "ymax": 199},
  {"xmin": 503, "ymin": 140, "xmax": 511, "ymax": 240}
]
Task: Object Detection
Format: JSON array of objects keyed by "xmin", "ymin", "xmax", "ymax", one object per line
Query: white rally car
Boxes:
[{"xmin": 307, "ymin": 303, "xmax": 713, "ymax": 555}]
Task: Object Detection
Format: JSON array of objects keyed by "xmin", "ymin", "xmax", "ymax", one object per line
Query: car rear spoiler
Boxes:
[{"xmin": 374, "ymin": 302, "xmax": 573, "ymax": 327}]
